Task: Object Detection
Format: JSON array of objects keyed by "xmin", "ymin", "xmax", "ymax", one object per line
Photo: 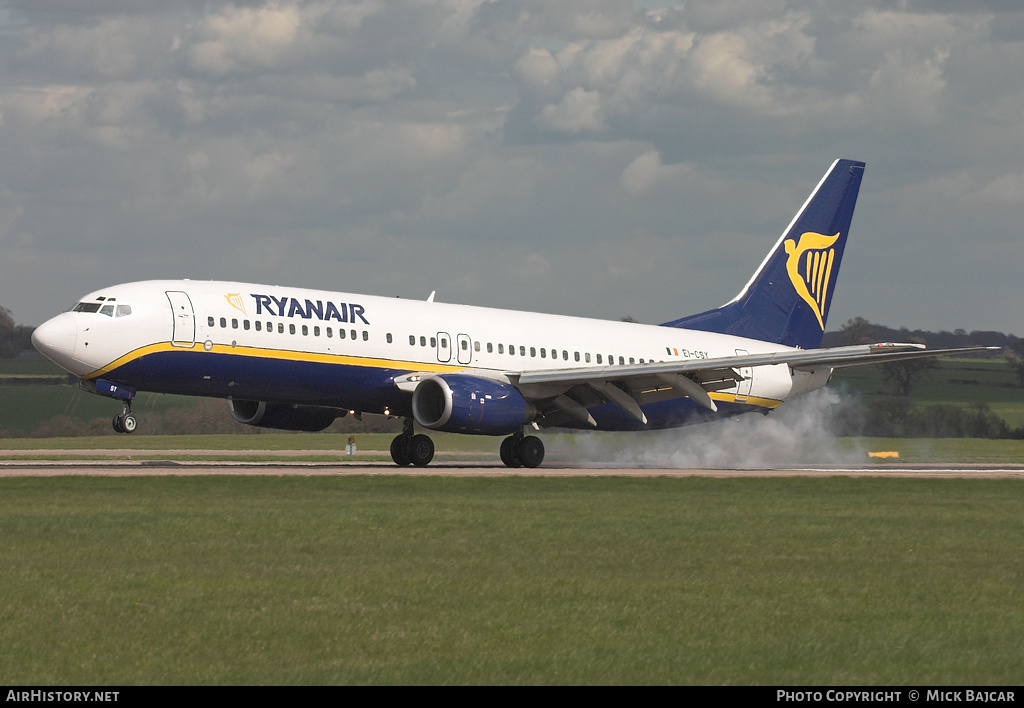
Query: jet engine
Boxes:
[
  {"xmin": 411, "ymin": 374, "xmax": 534, "ymax": 435},
  {"xmin": 228, "ymin": 400, "xmax": 340, "ymax": 432}
]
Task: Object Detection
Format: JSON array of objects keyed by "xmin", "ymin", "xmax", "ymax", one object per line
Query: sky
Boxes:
[{"xmin": 1, "ymin": 0, "xmax": 1022, "ymax": 334}]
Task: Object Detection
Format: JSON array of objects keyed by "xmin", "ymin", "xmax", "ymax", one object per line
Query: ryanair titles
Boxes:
[{"xmin": 251, "ymin": 294, "xmax": 370, "ymax": 325}]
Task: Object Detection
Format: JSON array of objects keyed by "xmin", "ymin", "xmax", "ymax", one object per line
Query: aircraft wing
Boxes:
[{"xmin": 504, "ymin": 343, "xmax": 997, "ymax": 426}]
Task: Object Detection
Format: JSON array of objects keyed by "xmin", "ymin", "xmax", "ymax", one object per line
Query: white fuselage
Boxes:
[{"xmin": 32, "ymin": 279, "xmax": 830, "ymax": 431}]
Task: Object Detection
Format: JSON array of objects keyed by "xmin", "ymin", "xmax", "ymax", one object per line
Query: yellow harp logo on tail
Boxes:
[{"xmin": 784, "ymin": 231, "xmax": 840, "ymax": 330}]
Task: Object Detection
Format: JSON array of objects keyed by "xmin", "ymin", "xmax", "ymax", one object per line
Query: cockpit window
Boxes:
[{"xmin": 72, "ymin": 302, "xmax": 132, "ymax": 317}]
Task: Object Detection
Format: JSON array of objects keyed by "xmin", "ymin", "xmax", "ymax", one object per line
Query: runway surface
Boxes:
[{"xmin": 2, "ymin": 458, "xmax": 1023, "ymax": 478}]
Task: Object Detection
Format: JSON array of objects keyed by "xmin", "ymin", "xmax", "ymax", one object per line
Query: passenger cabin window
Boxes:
[
  {"xmin": 220, "ymin": 317, "xmax": 227, "ymax": 328},
  {"xmin": 208, "ymin": 316, "xmax": 215, "ymax": 327},
  {"xmin": 244, "ymin": 320, "xmax": 250, "ymax": 331},
  {"xmin": 255, "ymin": 321, "xmax": 261, "ymax": 331},
  {"xmin": 487, "ymin": 343, "xmax": 493, "ymax": 353},
  {"xmin": 409, "ymin": 335, "xmax": 416, "ymax": 345},
  {"xmin": 387, "ymin": 333, "xmax": 393, "ymax": 343},
  {"xmin": 362, "ymin": 331, "xmax": 368, "ymax": 341}
]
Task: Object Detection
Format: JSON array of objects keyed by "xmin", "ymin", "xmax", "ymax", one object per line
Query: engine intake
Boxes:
[
  {"xmin": 228, "ymin": 400, "xmax": 340, "ymax": 432},
  {"xmin": 412, "ymin": 374, "xmax": 533, "ymax": 435}
]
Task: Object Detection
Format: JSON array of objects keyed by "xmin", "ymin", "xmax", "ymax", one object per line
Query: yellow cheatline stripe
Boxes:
[
  {"xmin": 85, "ymin": 342, "xmax": 785, "ymax": 411},
  {"xmin": 85, "ymin": 341, "xmax": 467, "ymax": 379},
  {"xmin": 708, "ymin": 391, "xmax": 783, "ymax": 409}
]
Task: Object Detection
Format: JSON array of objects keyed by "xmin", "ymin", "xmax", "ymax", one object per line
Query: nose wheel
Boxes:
[{"xmin": 112, "ymin": 404, "xmax": 137, "ymax": 434}]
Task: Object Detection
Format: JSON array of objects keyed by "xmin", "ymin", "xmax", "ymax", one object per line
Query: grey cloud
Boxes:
[{"xmin": 0, "ymin": 1, "xmax": 1022, "ymax": 337}]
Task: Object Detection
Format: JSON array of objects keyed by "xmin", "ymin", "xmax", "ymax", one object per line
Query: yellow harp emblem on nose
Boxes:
[
  {"xmin": 784, "ymin": 231, "xmax": 840, "ymax": 330},
  {"xmin": 225, "ymin": 292, "xmax": 247, "ymax": 315}
]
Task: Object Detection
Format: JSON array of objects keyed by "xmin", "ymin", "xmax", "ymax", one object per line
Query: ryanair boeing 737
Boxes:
[{"xmin": 31, "ymin": 159, "xmax": 986, "ymax": 467}]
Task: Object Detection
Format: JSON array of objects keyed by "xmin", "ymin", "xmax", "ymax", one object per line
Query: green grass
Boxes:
[
  {"xmin": 0, "ymin": 386, "xmax": 200, "ymax": 436},
  {"xmin": 0, "ymin": 476, "xmax": 1021, "ymax": 685},
  {"xmin": 0, "ymin": 432, "xmax": 495, "ymax": 452},
  {"xmin": 830, "ymin": 358, "xmax": 1024, "ymax": 427},
  {"xmin": 0, "ymin": 356, "xmax": 66, "ymax": 376}
]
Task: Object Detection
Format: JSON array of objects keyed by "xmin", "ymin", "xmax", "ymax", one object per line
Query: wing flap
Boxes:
[{"xmin": 507, "ymin": 343, "xmax": 997, "ymax": 412}]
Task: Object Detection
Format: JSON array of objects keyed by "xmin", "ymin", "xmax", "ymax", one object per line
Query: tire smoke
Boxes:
[{"xmin": 548, "ymin": 388, "xmax": 865, "ymax": 469}]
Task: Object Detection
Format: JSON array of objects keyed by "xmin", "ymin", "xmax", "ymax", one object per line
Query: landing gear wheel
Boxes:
[
  {"xmin": 390, "ymin": 435, "xmax": 412, "ymax": 466},
  {"xmin": 500, "ymin": 436, "xmax": 522, "ymax": 468},
  {"xmin": 112, "ymin": 413, "xmax": 138, "ymax": 434},
  {"xmin": 518, "ymin": 436, "xmax": 545, "ymax": 468},
  {"xmin": 121, "ymin": 414, "xmax": 137, "ymax": 434},
  {"xmin": 409, "ymin": 434, "xmax": 434, "ymax": 467}
]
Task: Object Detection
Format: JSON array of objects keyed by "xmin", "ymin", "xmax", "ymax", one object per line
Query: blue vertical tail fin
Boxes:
[{"xmin": 663, "ymin": 159, "xmax": 865, "ymax": 349}]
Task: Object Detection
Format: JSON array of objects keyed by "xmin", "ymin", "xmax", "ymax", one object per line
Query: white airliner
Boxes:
[{"xmin": 31, "ymin": 159, "xmax": 987, "ymax": 467}]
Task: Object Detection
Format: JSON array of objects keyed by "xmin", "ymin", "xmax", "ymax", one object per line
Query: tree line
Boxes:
[{"xmin": 0, "ymin": 307, "xmax": 34, "ymax": 358}]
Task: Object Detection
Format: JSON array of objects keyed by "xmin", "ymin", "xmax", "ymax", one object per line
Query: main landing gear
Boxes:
[
  {"xmin": 500, "ymin": 431, "xmax": 545, "ymax": 468},
  {"xmin": 388, "ymin": 422, "xmax": 546, "ymax": 469},
  {"xmin": 390, "ymin": 419, "xmax": 435, "ymax": 467}
]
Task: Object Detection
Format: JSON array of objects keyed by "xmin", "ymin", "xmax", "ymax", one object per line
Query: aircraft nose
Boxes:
[{"xmin": 32, "ymin": 313, "xmax": 78, "ymax": 368}]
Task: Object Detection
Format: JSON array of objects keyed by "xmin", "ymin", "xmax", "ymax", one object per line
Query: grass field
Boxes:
[
  {"xmin": 831, "ymin": 358, "xmax": 1024, "ymax": 427},
  {"xmin": 1, "ymin": 475, "xmax": 1021, "ymax": 685}
]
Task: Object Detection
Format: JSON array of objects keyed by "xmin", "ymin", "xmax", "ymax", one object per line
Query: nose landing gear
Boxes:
[
  {"xmin": 84, "ymin": 378, "xmax": 139, "ymax": 435},
  {"xmin": 112, "ymin": 403, "xmax": 137, "ymax": 434}
]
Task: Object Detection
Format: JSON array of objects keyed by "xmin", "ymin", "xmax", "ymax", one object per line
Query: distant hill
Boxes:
[{"xmin": 822, "ymin": 321, "xmax": 1018, "ymax": 351}]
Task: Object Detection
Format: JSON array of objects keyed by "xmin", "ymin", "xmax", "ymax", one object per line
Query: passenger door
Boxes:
[
  {"xmin": 436, "ymin": 332, "xmax": 451, "ymax": 363},
  {"xmin": 456, "ymin": 334, "xmax": 473, "ymax": 365},
  {"xmin": 166, "ymin": 291, "xmax": 196, "ymax": 347}
]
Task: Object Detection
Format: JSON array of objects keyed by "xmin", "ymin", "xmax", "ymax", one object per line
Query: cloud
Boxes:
[
  {"xmin": 535, "ymin": 87, "xmax": 606, "ymax": 133},
  {"xmin": 966, "ymin": 172, "xmax": 1024, "ymax": 205},
  {"xmin": 0, "ymin": 0, "xmax": 1023, "ymax": 340}
]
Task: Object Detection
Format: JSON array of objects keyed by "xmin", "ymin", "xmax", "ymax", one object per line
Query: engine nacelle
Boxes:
[
  {"xmin": 228, "ymin": 400, "xmax": 340, "ymax": 432},
  {"xmin": 412, "ymin": 374, "xmax": 533, "ymax": 435}
]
